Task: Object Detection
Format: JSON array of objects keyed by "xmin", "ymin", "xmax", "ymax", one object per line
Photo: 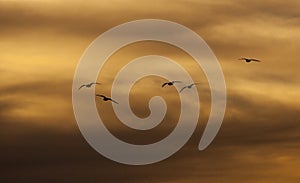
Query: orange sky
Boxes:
[{"xmin": 1, "ymin": 0, "xmax": 300, "ymax": 182}]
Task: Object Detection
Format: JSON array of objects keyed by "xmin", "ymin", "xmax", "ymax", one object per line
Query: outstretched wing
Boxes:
[
  {"xmin": 78, "ymin": 84, "xmax": 86, "ymax": 90},
  {"xmin": 110, "ymin": 99, "xmax": 119, "ymax": 104},
  {"xmin": 90, "ymin": 82, "xmax": 99, "ymax": 86},
  {"xmin": 162, "ymin": 83, "xmax": 168, "ymax": 87},
  {"xmin": 238, "ymin": 57, "xmax": 247, "ymax": 61},
  {"xmin": 250, "ymin": 58, "xmax": 262, "ymax": 62},
  {"xmin": 180, "ymin": 86, "xmax": 188, "ymax": 93},
  {"xmin": 96, "ymin": 94, "xmax": 105, "ymax": 98}
]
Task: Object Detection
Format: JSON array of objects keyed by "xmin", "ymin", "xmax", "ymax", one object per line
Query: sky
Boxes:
[{"xmin": 1, "ymin": 0, "xmax": 300, "ymax": 182}]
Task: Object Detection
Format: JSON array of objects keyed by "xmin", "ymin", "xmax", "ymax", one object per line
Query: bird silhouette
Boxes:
[
  {"xmin": 162, "ymin": 81, "xmax": 182, "ymax": 87},
  {"xmin": 96, "ymin": 94, "xmax": 119, "ymax": 104},
  {"xmin": 238, "ymin": 57, "xmax": 262, "ymax": 63},
  {"xmin": 78, "ymin": 82, "xmax": 101, "ymax": 90},
  {"xmin": 180, "ymin": 83, "xmax": 200, "ymax": 93}
]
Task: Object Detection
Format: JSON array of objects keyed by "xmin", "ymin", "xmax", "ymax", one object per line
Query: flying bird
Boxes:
[
  {"xmin": 162, "ymin": 81, "xmax": 182, "ymax": 87},
  {"xmin": 96, "ymin": 94, "xmax": 119, "ymax": 104},
  {"xmin": 180, "ymin": 83, "xmax": 200, "ymax": 93},
  {"xmin": 78, "ymin": 82, "xmax": 101, "ymax": 90},
  {"xmin": 238, "ymin": 57, "xmax": 262, "ymax": 63}
]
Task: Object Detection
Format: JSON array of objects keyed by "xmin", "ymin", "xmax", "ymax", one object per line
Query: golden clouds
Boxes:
[{"xmin": 0, "ymin": 0, "xmax": 300, "ymax": 182}]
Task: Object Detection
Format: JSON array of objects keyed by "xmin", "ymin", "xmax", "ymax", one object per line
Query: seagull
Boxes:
[
  {"xmin": 78, "ymin": 82, "xmax": 101, "ymax": 90},
  {"xmin": 238, "ymin": 57, "xmax": 262, "ymax": 63},
  {"xmin": 180, "ymin": 83, "xmax": 200, "ymax": 93},
  {"xmin": 96, "ymin": 94, "xmax": 119, "ymax": 104},
  {"xmin": 162, "ymin": 81, "xmax": 182, "ymax": 87}
]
